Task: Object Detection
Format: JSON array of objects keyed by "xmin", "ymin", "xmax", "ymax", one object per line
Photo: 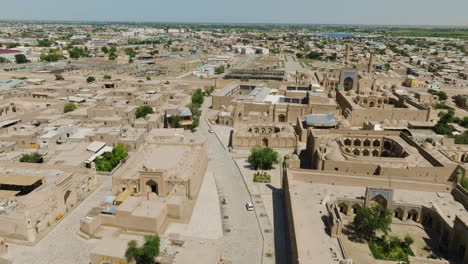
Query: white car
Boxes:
[
  {"xmin": 245, "ymin": 202, "xmax": 254, "ymax": 211},
  {"xmin": 208, "ymin": 129, "xmax": 214, "ymax": 133}
]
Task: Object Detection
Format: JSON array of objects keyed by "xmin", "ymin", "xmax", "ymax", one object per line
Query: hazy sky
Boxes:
[{"xmin": 1, "ymin": 0, "xmax": 467, "ymax": 25}]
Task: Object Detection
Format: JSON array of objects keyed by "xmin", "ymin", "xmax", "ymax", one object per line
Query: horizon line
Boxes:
[{"xmin": 1, "ymin": 19, "xmax": 467, "ymax": 28}]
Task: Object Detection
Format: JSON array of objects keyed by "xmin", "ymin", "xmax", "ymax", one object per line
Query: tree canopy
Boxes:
[
  {"xmin": 191, "ymin": 88, "xmax": 204, "ymax": 105},
  {"xmin": 353, "ymin": 205, "xmax": 392, "ymax": 241},
  {"xmin": 125, "ymin": 235, "xmax": 160, "ymax": 264},
  {"xmin": 95, "ymin": 144, "xmax": 128, "ymax": 172},
  {"xmin": 135, "ymin": 106, "xmax": 155, "ymax": 119},
  {"xmin": 436, "ymin": 91, "xmax": 448, "ymax": 101},
  {"xmin": 214, "ymin": 65, "xmax": 225, "ymax": 74},
  {"xmin": 19, "ymin": 152, "xmax": 43, "ymax": 163},
  {"xmin": 247, "ymin": 147, "xmax": 279, "ymax": 170},
  {"xmin": 15, "ymin": 54, "xmax": 29, "ymax": 64},
  {"xmin": 86, "ymin": 76, "xmax": 96, "ymax": 83},
  {"xmin": 64, "ymin": 103, "xmax": 76, "ymax": 113}
]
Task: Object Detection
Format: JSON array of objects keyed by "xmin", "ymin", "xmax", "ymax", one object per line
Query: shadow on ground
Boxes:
[{"xmin": 266, "ymin": 184, "xmax": 291, "ymax": 264}]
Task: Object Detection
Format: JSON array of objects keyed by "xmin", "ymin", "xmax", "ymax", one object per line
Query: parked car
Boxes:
[
  {"xmin": 208, "ymin": 129, "xmax": 214, "ymax": 133},
  {"xmin": 245, "ymin": 202, "xmax": 254, "ymax": 211}
]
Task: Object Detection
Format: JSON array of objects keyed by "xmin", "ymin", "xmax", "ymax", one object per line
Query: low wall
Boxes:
[
  {"xmin": 452, "ymin": 184, "xmax": 468, "ymax": 210},
  {"xmin": 288, "ymin": 169, "xmax": 452, "ymax": 193}
]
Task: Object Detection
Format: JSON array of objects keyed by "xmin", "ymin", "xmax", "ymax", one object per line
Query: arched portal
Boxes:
[
  {"xmin": 278, "ymin": 114, "xmax": 286, "ymax": 122},
  {"xmin": 407, "ymin": 209, "xmax": 418, "ymax": 221},
  {"xmin": 338, "ymin": 202, "xmax": 348, "ymax": 215},
  {"xmin": 351, "ymin": 204, "xmax": 361, "ymax": 214},
  {"xmin": 370, "ymin": 194, "xmax": 388, "ymax": 208},
  {"xmin": 146, "ymin": 180, "xmax": 158, "ymax": 195},
  {"xmin": 343, "ymin": 77, "xmax": 354, "ymax": 91},
  {"xmin": 262, "ymin": 138, "xmax": 269, "ymax": 147},
  {"xmin": 394, "ymin": 208, "xmax": 404, "ymax": 220}
]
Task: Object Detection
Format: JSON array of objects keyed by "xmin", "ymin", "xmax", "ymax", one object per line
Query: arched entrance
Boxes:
[
  {"xmin": 370, "ymin": 194, "xmax": 388, "ymax": 207},
  {"xmin": 407, "ymin": 209, "xmax": 418, "ymax": 221},
  {"xmin": 343, "ymin": 77, "xmax": 354, "ymax": 91},
  {"xmin": 394, "ymin": 208, "xmax": 404, "ymax": 220},
  {"xmin": 146, "ymin": 180, "xmax": 158, "ymax": 195},
  {"xmin": 338, "ymin": 202, "xmax": 348, "ymax": 215},
  {"xmin": 278, "ymin": 114, "xmax": 286, "ymax": 122},
  {"xmin": 262, "ymin": 138, "xmax": 269, "ymax": 147},
  {"xmin": 351, "ymin": 204, "xmax": 361, "ymax": 214}
]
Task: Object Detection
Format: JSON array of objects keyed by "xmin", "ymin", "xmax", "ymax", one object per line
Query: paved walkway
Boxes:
[
  {"xmin": 199, "ymin": 98, "xmax": 263, "ymax": 264},
  {"xmin": 6, "ymin": 176, "xmax": 113, "ymax": 264}
]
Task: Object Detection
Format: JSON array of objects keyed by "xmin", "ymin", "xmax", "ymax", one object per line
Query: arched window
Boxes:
[
  {"xmin": 353, "ymin": 139, "xmax": 361, "ymax": 146},
  {"xmin": 344, "ymin": 139, "xmax": 352, "ymax": 146},
  {"xmin": 373, "ymin": 140, "xmax": 380, "ymax": 147},
  {"xmin": 353, "ymin": 149, "xmax": 360, "ymax": 156},
  {"xmin": 363, "ymin": 139, "xmax": 371, "ymax": 146}
]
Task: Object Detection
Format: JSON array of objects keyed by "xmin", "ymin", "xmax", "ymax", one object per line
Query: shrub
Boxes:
[
  {"xmin": 461, "ymin": 177, "xmax": 468, "ymax": 190},
  {"xmin": 19, "ymin": 152, "xmax": 43, "ymax": 163},
  {"xmin": 64, "ymin": 103, "xmax": 77, "ymax": 113},
  {"xmin": 103, "ymin": 75, "xmax": 112, "ymax": 80},
  {"xmin": 135, "ymin": 106, "xmax": 155, "ymax": 119},
  {"xmin": 253, "ymin": 171, "xmax": 271, "ymax": 183},
  {"xmin": 86, "ymin": 76, "xmax": 95, "ymax": 83},
  {"xmin": 55, "ymin": 74, "xmax": 64, "ymax": 80}
]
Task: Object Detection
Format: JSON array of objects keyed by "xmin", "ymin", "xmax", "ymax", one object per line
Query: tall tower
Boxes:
[
  {"xmin": 368, "ymin": 52, "xmax": 374, "ymax": 73},
  {"xmin": 345, "ymin": 45, "xmax": 350, "ymax": 65}
]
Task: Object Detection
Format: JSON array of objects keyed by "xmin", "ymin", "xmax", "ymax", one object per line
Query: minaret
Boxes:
[
  {"xmin": 345, "ymin": 45, "xmax": 350, "ymax": 65},
  {"xmin": 368, "ymin": 52, "xmax": 374, "ymax": 73}
]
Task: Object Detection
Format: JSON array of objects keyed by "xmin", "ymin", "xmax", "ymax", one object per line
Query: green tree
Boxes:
[
  {"xmin": 436, "ymin": 91, "xmax": 448, "ymax": 101},
  {"xmin": 124, "ymin": 47, "xmax": 137, "ymax": 58},
  {"xmin": 353, "ymin": 205, "xmax": 392, "ymax": 241},
  {"xmin": 37, "ymin": 39, "xmax": 54, "ymax": 47},
  {"xmin": 94, "ymin": 144, "xmax": 128, "ymax": 172},
  {"xmin": 14, "ymin": 54, "xmax": 28, "ymax": 64},
  {"xmin": 103, "ymin": 75, "xmax": 112, "ymax": 80},
  {"xmin": 64, "ymin": 103, "xmax": 77, "ymax": 113},
  {"xmin": 6, "ymin": 43, "xmax": 20, "ymax": 49},
  {"xmin": 191, "ymin": 89, "xmax": 204, "ymax": 105},
  {"xmin": 135, "ymin": 106, "xmax": 155, "ymax": 119},
  {"xmin": 214, "ymin": 65, "xmax": 225, "ymax": 74},
  {"xmin": 19, "ymin": 152, "xmax": 43, "ymax": 163},
  {"xmin": 192, "ymin": 119, "xmax": 199, "ymax": 129},
  {"xmin": 86, "ymin": 76, "xmax": 96, "ymax": 83},
  {"xmin": 55, "ymin": 74, "xmax": 64, "ymax": 80},
  {"xmin": 247, "ymin": 147, "xmax": 279, "ymax": 170},
  {"xmin": 101, "ymin": 46, "xmax": 109, "ymax": 54},
  {"xmin": 146, "ymin": 76, "xmax": 151, "ymax": 81},
  {"xmin": 125, "ymin": 235, "xmax": 160, "ymax": 264}
]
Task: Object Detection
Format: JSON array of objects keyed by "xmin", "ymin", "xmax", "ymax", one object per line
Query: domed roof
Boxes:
[
  {"xmin": 291, "ymin": 154, "xmax": 299, "ymax": 160},
  {"xmin": 422, "ymin": 142, "xmax": 433, "ymax": 149},
  {"xmin": 326, "ymin": 141, "xmax": 335, "ymax": 148},
  {"xmin": 226, "ymin": 105, "xmax": 234, "ymax": 112},
  {"xmin": 398, "ymin": 120, "xmax": 408, "ymax": 126},
  {"xmin": 383, "ymin": 119, "xmax": 390, "ymax": 125},
  {"xmin": 325, "ymin": 149, "xmax": 342, "ymax": 160},
  {"xmin": 338, "ymin": 119, "xmax": 350, "ymax": 128}
]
